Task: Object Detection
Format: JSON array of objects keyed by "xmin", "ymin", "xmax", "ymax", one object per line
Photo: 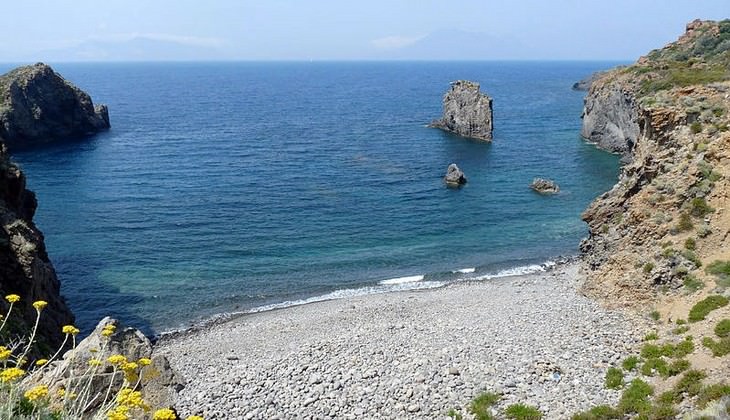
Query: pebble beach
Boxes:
[{"xmin": 155, "ymin": 262, "xmax": 649, "ymax": 419}]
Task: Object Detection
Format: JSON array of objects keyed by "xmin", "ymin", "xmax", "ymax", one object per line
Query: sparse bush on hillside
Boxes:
[
  {"xmin": 505, "ymin": 403, "xmax": 543, "ymax": 420},
  {"xmin": 689, "ymin": 295, "xmax": 729, "ymax": 322},
  {"xmin": 469, "ymin": 392, "xmax": 499, "ymax": 420},
  {"xmin": 715, "ymin": 319, "xmax": 730, "ymax": 338}
]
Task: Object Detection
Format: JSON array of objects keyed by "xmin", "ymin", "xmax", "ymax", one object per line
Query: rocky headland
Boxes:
[
  {"xmin": 0, "ymin": 141, "xmax": 74, "ymax": 351},
  {"xmin": 0, "ymin": 62, "xmax": 110, "ymax": 149},
  {"xmin": 429, "ymin": 80, "xmax": 493, "ymax": 141}
]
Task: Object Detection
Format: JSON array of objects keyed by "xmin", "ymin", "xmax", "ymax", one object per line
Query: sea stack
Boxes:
[
  {"xmin": 444, "ymin": 163, "xmax": 467, "ymax": 187},
  {"xmin": 530, "ymin": 178, "xmax": 560, "ymax": 194},
  {"xmin": 429, "ymin": 80, "xmax": 493, "ymax": 141},
  {"xmin": 0, "ymin": 62, "xmax": 110, "ymax": 149}
]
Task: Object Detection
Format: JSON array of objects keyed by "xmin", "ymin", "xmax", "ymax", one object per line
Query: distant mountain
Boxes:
[{"xmin": 373, "ymin": 29, "xmax": 529, "ymax": 60}]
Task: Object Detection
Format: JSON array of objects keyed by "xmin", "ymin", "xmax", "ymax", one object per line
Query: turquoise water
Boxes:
[{"xmin": 5, "ymin": 61, "xmax": 620, "ymax": 335}]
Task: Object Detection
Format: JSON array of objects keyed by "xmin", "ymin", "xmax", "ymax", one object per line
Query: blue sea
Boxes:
[{"xmin": 4, "ymin": 61, "xmax": 621, "ymax": 335}]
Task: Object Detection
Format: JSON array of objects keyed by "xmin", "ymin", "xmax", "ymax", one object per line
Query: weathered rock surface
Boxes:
[
  {"xmin": 29, "ymin": 318, "xmax": 183, "ymax": 412},
  {"xmin": 444, "ymin": 163, "xmax": 467, "ymax": 187},
  {"xmin": 0, "ymin": 141, "xmax": 74, "ymax": 351},
  {"xmin": 429, "ymin": 80, "xmax": 493, "ymax": 141},
  {"xmin": 0, "ymin": 63, "xmax": 110, "ymax": 149},
  {"xmin": 580, "ymin": 80, "xmax": 640, "ymax": 156},
  {"xmin": 572, "ymin": 70, "xmax": 610, "ymax": 91},
  {"xmin": 530, "ymin": 178, "xmax": 560, "ymax": 194}
]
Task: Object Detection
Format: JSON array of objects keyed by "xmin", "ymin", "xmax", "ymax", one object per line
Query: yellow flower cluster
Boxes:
[
  {"xmin": 116, "ymin": 388, "xmax": 149, "ymax": 411},
  {"xmin": 23, "ymin": 384, "xmax": 48, "ymax": 401},
  {"xmin": 0, "ymin": 367, "xmax": 25, "ymax": 382},
  {"xmin": 186, "ymin": 416, "xmax": 205, "ymax": 420},
  {"xmin": 122, "ymin": 361, "xmax": 139, "ymax": 382},
  {"xmin": 88, "ymin": 358, "xmax": 103, "ymax": 367},
  {"xmin": 0, "ymin": 346, "xmax": 12, "ymax": 360},
  {"xmin": 62, "ymin": 325, "xmax": 80, "ymax": 335},
  {"xmin": 32, "ymin": 300, "xmax": 48, "ymax": 311},
  {"xmin": 102, "ymin": 324, "xmax": 117, "ymax": 337},
  {"xmin": 107, "ymin": 354, "xmax": 127, "ymax": 366},
  {"xmin": 5, "ymin": 294, "xmax": 20, "ymax": 303},
  {"xmin": 138, "ymin": 357, "xmax": 152, "ymax": 366},
  {"xmin": 108, "ymin": 405, "xmax": 129, "ymax": 420},
  {"xmin": 153, "ymin": 408, "xmax": 177, "ymax": 420},
  {"xmin": 35, "ymin": 359, "xmax": 48, "ymax": 366}
]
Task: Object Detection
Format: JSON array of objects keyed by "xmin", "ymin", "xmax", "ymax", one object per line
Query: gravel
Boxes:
[{"xmin": 155, "ymin": 262, "xmax": 648, "ymax": 419}]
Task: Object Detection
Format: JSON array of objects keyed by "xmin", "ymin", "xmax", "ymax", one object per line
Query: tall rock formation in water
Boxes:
[
  {"xmin": 0, "ymin": 62, "xmax": 110, "ymax": 149},
  {"xmin": 0, "ymin": 141, "xmax": 75, "ymax": 350},
  {"xmin": 429, "ymin": 80, "xmax": 493, "ymax": 141}
]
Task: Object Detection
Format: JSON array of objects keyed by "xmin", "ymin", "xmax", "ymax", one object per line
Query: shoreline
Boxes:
[
  {"xmin": 155, "ymin": 259, "xmax": 650, "ymax": 419},
  {"xmin": 153, "ymin": 256, "xmax": 575, "ymax": 343}
]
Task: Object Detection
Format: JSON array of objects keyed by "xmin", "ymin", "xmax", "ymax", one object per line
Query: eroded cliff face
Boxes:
[
  {"xmin": 579, "ymin": 20, "xmax": 730, "ymax": 306},
  {"xmin": 0, "ymin": 142, "xmax": 74, "ymax": 350},
  {"xmin": 0, "ymin": 63, "xmax": 110, "ymax": 149}
]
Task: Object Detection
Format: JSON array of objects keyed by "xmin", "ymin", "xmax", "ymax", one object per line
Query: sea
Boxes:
[{"xmin": 2, "ymin": 61, "xmax": 623, "ymax": 336}]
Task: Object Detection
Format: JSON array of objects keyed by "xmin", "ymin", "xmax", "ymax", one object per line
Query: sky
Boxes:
[{"xmin": 1, "ymin": 0, "xmax": 728, "ymax": 61}]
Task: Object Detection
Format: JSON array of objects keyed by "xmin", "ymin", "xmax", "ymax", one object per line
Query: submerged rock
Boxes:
[
  {"xmin": 0, "ymin": 62, "xmax": 110, "ymax": 149},
  {"xmin": 429, "ymin": 80, "xmax": 493, "ymax": 141},
  {"xmin": 444, "ymin": 163, "xmax": 467, "ymax": 187},
  {"xmin": 0, "ymin": 141, "xmax": 74, "ymax": 351},
  {"xmin": 530, "ymin": 178, "xmax": 560, "ymax": 194}
]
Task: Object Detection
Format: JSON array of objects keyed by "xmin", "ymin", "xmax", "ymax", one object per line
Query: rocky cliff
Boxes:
[
  {"xmin": 0, "ymin": 141, "xmax": 74, "ymax": 351},
  {"xmin": 0, "ymin": 63, "xmax": 109, "ymax": 149},
  {"xmin": 429, "ymin": 80, "xmax": 493, "ymax": 141},
  {"xmin": 580, "ymin": 19, "xmax": 730, "ymax": 305}
]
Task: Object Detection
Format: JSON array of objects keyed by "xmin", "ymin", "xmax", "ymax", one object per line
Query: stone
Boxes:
[
  {"xmin": 28, "ymin": 317, "xmax": 183, "ymax": 413},
  {"xmin": 444, "ymin": 163, "xmax": 467, "ymax": 187},
  {"xmin": 530, "ymin": 178, "xmax": 560, "ymax": 194},
  {"xmin": 571, "ymin": 70, "xmax": 609, "ymax": 91},
  {"xmin": 0, "ymin": 62, "xmax": 110, "ymax": 149},
  {"xmin": 429, "ymin": 80, "xmax": 493, "ymax": 141},
  {"xmin": 0, "ymin": 141, "xmax": 74, "ymax": 352}
]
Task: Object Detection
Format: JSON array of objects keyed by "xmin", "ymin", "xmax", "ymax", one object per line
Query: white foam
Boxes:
[
  {"xmin": 471, "ymin": 261, "xmax": 557, "ymax": 281},
  {"xmin": 378, "ymin": 274, "xmax": 424, "ymax": 285},
  {"xmin": 453, "ymin": 267, "xmax": 476, "ymax": 274}
]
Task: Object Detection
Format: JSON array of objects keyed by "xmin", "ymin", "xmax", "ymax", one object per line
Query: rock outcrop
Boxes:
[
  {"xmin": 579, "ymin": 19, "xmax": 730, "ymax": 305},
  {"xmin": 444, "ymin": 163, "xmax": 467, "ymax": 187},
  {"xmin": 530, "ymin": 178, "xmax": 560, "ymax": 194},
  {"xmin": 0, "ymin": 141, "xmax": 74, "ymax": 351},
  {"xmin": 0, "ymin": 63, "xmax": 110, "ymax": 149},
  {"xmin": 572, "ymin": 70, "xmax": 611, "ymax": 91},
  {"xmin": 28, "ymin": 318, "xmax": 183, "ymax": 412},
  {"xmin": 429, "ymin": 80, "xmax": 493, "ymax": 141}
]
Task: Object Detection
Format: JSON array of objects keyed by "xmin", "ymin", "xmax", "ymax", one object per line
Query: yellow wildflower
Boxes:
[
  {"xmin": 186, "ymin": 416, "xmax": 205, "ymax": 420},
  {"xmin": 102, "ymin": 324, "xmax": 116, "ymax": 337},
  {"xmin": 88, "ymin": 358, "xmax": 103, "ymax": 367},
  {"xmin": 153, "ymin": 408, "xmax": 177, "ymax": 420},
  {"xmin": 16, "ymin": 356, "xmax": 27, "ymax": 366},
  {"xmin": 35, "ymin": 359, "xmax": 48, "ymax": 366},
  {"xmin": 0, "ymin": 367, "xmax": 25, "ymax": 382},
  {"xmin": 5, "ymin": 294, "xmax": 20, "ymax": 303},
  {"xmin": 32, "ymin": 300, "xmax": 48, "ymax": 311},
  {"xmin": 62, "ymin": 325, "xmax": 80, "ymax": 335},
  {"xmin": 0, "ymin": 346, "xmax": 11, "ymax": 360},
  {"xmin": 56, "ymin": 388, "xmax": 66, "ymax": 398},
  {"xmin": 116, "ymin": 388, "xmax": 149, "ymax": 411},
  {"xmin": 24, "ymin": 384, "xmax": 48, "ymax": 401},
  {"xmin": 107, "ymin": 354, "xmax": 127, "ymax": 366},
  {"xmin": 138, "ymin": 357, "xmax": 152, "ymax": 366},
  {"xmin": 108, "ymin": 405, "xmax": 129, "ymax": 420},
  {"xmin": 122, "ymin": 361, "xmax": 139, "ymax": 382}
]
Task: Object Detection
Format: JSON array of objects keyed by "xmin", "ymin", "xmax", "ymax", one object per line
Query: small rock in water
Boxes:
[
  {"xmin": 444, "ymin": 163, "xmax": 467, "ymax": 187},
  {"xmin": 530, "ymin": 178, "xmax": 560, "ymax": 194}
]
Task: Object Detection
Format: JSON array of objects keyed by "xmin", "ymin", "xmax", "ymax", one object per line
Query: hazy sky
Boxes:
[{"xmin": 2, "ymin": 0, "xmax": 728, "ymax": 61}]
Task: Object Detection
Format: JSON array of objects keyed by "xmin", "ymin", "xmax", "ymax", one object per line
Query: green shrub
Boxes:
[
  {"xmin": 505, "ymin": 404, "xmax": 543, "ymax": 420},
  {"xmin": 689, "ymin": 197, "xmax": 714, "ymax": 217},
  {"xmin": 447, "ymin": 408, "xmax": 463, "ymax": 420},
  {"xmin": 691, "ymin": 121, "xmax": 703, "ymax": 134},
  {"xmin": 672, "ymin": 325, "xmax": 690, "ymax": 335},
  {"xmin": 697, "ymin": 383, "xmax": 730, "ymax": 408},
  {"xmin": 706, "ymin": 260, "xmax": 730, "ymax": 281},
  {"xmin": 649, "ymin": 310, "xmax": 661, "ymax": 321},
  {"xmin": 689, "ymin": 295, "xmax": 730, "ymax": 322},
  {"xmin": 641, "ymin": 357, "xmax": 668, "ymax": 377},
  {"xmin": 671, "ymin": 337, "xmax": 695, "ymax": 357},
  {"xmin": 571, "ymin": 405, "xmax": 621, "ymax": 420},
  {"xmin": 673, "ymin": 370, "xmax": 707, "ymax": 400},
  {"xmin": 715, "ymin": 319, "xmax": 730, "ymax": 337},
  {"xmin": 470, "ymin": 392, "xmax": 500, "ymax": 420},
  {"xmin": 684, "ymin": 238, "xmax": 697, "ymax": 250},
  {"xmin": 666, "ymin": 359, "xmax": 691, "ymax": 377},
  {"xmin": 605, "ymin": 367, "xmax": 624, "ymax": 389},
  {"xmin": 702, "ymin": 336, "xmax": 730, "ymax": 357},
  {"xmin": 622, "ymin": 356, "xmax": 640, "ymax": 371},
  {"xmin": 643, "ymin": 263, "xmax": 655, "ymax": 274},
  {"xmin": 676, "ymin": 212, "xmax": 693, "ymax": 232},
  {"xmin": 683, "ymin": 275, "xmax": 705, "ymax": 292},
  {"xmin": 682, "ymin": 249, "xmax": 702, "ymax": 268},
  {"xmin": 643, "ymin": 332, "xmax": 659, "ymax": 341},
  {"xmin": 641, "ymin": 343, "xmax": 662, "ymax": 359},
  {"xmin": 618, "ymin": 379, "xmax": 653, "ymax": 414}
]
